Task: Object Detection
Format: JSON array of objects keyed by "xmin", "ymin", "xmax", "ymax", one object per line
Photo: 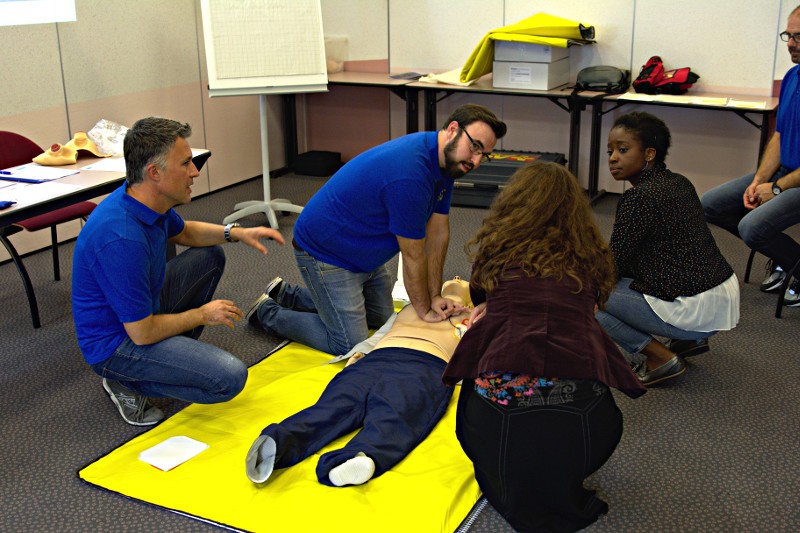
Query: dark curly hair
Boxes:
[{"xmin": 611, "ymin": 111, "xmax": 671, "ymax": 163}]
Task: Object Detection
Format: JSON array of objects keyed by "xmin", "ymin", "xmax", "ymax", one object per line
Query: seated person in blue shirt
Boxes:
[
  {"xmin": 245, "ymin": 278, "xmax": 471, "ymax": 488},
  {"xmin": 72, "ymin": 117, "xmax": 284, "ymax": 426},
  {"xmin": 702, "ymin": 7, "xmax": 800, "ymax": 305}
]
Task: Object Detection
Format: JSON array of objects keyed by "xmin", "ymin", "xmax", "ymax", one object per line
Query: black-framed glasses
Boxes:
[
  {"xmin": 780, "ymin": 31, "xmax": 800, "ymax": 42},
  {"xmin": 460, "ymin": 126, "xmax": 492, "ymax": 164}
]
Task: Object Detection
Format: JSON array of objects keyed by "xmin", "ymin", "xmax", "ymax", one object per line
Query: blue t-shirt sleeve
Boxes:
[
  {"xmin": 167, "ymin": 209, "xmax": 185, "ymax": 237},
  {"xmin": 94, "ymin": 239, "xmax": 157, "ymax": 324},
  {"xmin": 385, "ymin": 178, "xmax": 433, "ymax": 240}
]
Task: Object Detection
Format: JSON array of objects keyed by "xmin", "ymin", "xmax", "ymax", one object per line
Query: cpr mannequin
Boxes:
[
  {"xmin": 245, "ymin": 277, "xmax": 471, "ymax": 487},
  {"xmin": 33, "ymin": 143, "xmax": 78, "ymax": 165},
  {"xmin": 33, "ymin": 131, "xmax": 109, "ymax": 166},
  {"xmin": 64, "ymin": 131, "xmax": 109, "ymax": 157}
]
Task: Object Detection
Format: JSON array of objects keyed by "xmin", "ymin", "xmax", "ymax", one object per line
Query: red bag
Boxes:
[
  {"xmin": 633, "ymin": 56, "xmax": 700, "ymax": 95},
  {"xmin": 653, "ymin": 67, "xmax": 700, "ymax": 95},
  {"xmin": 632, "ymin": 56, "xmax": 665, "ymax": 94}
]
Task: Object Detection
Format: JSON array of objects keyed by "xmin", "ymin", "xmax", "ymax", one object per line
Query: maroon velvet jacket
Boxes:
[{"xmin": 442, "ymin": 265, "xmax": 646, "ymax": 399}]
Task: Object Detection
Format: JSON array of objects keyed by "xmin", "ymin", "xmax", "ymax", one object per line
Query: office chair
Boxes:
[
  {"xmin": 743, "ymin": 248, "xmax": 800, "ymax": 318},
  {"xmin": 0, "ymin": 131, "xmax": 97, "ymax": 329}
]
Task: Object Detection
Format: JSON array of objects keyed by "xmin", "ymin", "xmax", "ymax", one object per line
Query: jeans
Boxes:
[
  {"xmin": 90, "ymin": 246, "xmax": 247, "ymax": 403},
  {"xmin": 260, "ymin": 347, "xmax": 452, "ymax": 487},
  {"xmin": 701, "ymin": 169, "xmax": 800, "ymax": 272},
  {"xmin": 456, "ymin": 383, "xmax": 621, "ymax": 533},
  {"xmin": 257, "ymin": 247, "xmax": 394, "ymax": 355},
  {"xmin": 595, "ymin": 278, "xmax": 712, "ymax": 357}
]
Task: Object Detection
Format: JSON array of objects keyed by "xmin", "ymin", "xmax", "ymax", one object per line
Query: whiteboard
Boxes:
[{"xmin": 200, "ymin": 0, "xmax": 328, "ymax": 97}]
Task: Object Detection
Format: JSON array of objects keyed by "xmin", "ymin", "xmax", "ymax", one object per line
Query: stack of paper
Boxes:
[
  {"xmin": 0, "ymin": 163, "xmax": 79, "ymax": 183},
  {"xmin": 138, "ymin": 436, "xmax": 209, "ymax": 471}
]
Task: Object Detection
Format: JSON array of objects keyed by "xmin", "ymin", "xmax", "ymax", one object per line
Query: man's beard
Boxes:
[
  {"xmin": 791, "ymin": 45, "xmax": 800, "ymax": 64},
  {"xmin": 443, "ymin": 133, "xmax": 474, "ymax": 179}
]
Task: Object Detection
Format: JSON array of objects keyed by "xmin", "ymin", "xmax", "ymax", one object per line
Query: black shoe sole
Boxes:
[
  {"xmin": 668, "ymin": 339, "xmax": 709, "ymax": 358},
  {"xmin": 761, "ymin": 276, "xmax": 787, "ymax": 293},
  {"xmin": 677, "ymin": 344, "xmax": 709, "ymax": 358}
]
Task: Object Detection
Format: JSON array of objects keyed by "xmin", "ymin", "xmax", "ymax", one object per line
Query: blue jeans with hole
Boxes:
[
  {"xmin": 256, "ymin": 247, "xmax": 394, "ymax": 355},
  {"xmin": 90, "ymin": 246, "xmax": 248, "ymax": 403},
  {"xmin": 595, "ymin": 278, "xmax": 713, "ymax": 357},
  {"xmin": 701, "ymin": 169, "xmax": 800, "ymax": 272}
]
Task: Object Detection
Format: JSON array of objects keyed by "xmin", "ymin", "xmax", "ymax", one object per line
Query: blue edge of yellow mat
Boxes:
[{"xmin": 78, "ymin": 340, "xmax": 481, "ymax": 532}]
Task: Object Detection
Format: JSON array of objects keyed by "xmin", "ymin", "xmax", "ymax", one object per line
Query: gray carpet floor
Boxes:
[{"xmin": 1, "ymin": 173, "xmax": 798, "ymax": 532}]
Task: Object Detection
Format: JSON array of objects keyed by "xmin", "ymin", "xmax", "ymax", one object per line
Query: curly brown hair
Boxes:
[{"xmin": 466, "ymin": 162, "xmax": 617, "ymax": 306}]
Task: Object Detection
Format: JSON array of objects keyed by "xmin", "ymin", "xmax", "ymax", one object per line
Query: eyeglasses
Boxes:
[
  {"xmin": 780, "ymin": 31, "xmax": 800, "ymax": 42},
  {"xmin": 460, "ymin": 126, "xmax": 492, "ymax": 164}
]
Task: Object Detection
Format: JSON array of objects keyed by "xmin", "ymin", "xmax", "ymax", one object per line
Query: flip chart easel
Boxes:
[{"xmin": 199, "ymin": 0, "xmax": 328, "ymax": 228}]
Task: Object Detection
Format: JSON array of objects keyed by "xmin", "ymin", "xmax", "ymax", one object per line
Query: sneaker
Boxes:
[
  {"xmin": 102, "ymin": 378, "xmax": 164, "ymax": 426},
  {"xmin": 668, "ymin": 338, "xmax": 710, "ymax": 358},
  {"xmin": 245, "ymin": 293, "xmax": 271, "ymax": 326},
  {"xmin": 760, "ymin": 261, "xmax": 786, "ymax": 293},
  {"xmin": 636, "ymin": 356, "xmax": 686, "ymax": 386},
  {"xmin": 245, "ymin": 277, "xmax": 285, "ymax": 326},
  {"xmin": 265, "ymin": 276, "xmax": 285, "ymax": 301},
  {"xmin": 783, "ymin": 278, "xmax": 800, "ymax": 307}
]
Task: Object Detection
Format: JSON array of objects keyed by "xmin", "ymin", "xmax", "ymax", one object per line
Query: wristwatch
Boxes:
[
  {"xmin": 772, "ymin": 182, "xmax": 783, "ymax": 196},
  {"xmin": 224, "ymin": 222, "xmax": 241, "ymax": 242}
]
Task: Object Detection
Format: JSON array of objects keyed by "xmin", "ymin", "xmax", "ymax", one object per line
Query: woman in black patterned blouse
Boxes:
[{"xmin": 596, "ymin": 112, "xmax": 740, "ymax": 386}]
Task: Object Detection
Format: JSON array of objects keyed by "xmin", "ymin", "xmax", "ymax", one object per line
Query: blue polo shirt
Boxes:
[
  {"xmin": 777, "ymin": 64, "xmax": 800, "ymax": 171},
  {"xmin": 72, "ymin": 184, "xmax": 185, "ymax": 364},
  {"xmin": 293, "ymin": 132, "xmax": 453, "ymax": 273}
]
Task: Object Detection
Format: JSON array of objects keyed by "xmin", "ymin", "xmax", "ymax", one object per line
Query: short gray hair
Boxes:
[{"xmin": 123, "ymin": 117, "xmax": 192, "ymax": 186}]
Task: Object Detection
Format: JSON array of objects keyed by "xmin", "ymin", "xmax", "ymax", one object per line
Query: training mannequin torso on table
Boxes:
[{"xmin": 245, "ymin": 278, "xmax": 471, "ymax": 487}]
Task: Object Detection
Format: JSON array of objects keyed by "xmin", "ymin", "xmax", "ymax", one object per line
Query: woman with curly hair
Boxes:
[{"xmin": 443, "ymin": 162, "xmax": 645, "ymax": 533}]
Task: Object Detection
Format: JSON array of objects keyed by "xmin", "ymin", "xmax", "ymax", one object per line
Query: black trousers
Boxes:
[{"xmin": 455, "ymin": 382, "xmax": 623, "ymax": 533}]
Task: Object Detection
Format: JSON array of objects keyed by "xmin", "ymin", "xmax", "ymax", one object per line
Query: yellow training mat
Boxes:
[
  {"xmin": 460, "ymin": 12, "xmax": 595, "ymax": 83},
  {"xmin": 79, "ymin": 342, "xmax": 480, "ymax": 533}
]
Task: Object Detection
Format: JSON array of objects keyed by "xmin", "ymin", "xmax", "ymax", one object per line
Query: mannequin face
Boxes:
[{"xmin": 607, "ymin": 126, "xmax": 655, "ymax": 185}]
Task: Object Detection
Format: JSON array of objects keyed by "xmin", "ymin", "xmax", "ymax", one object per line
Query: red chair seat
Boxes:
[
  {"xmin": 13, "ymin": 201, "xmax": 96, "ymax": 232},
  {"xmin": 1, "ymin": 130, "xmax": 98, "ymax": 328}
]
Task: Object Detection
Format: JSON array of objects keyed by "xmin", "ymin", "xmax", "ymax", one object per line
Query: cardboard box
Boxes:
[
  {"xmin": 494, "ymin": 40, "xmax": 569, "ymax": 63},
  {"xmin": 492, "ymin": 58, "xmax": 569, "ymax": 90}
]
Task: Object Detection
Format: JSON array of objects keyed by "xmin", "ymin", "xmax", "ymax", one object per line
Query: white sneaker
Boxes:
[
  {"xmin": 783, "ymin": 278, "xmax": 800, "ymax": 307},
  {"xmin": 761, "ymin": 261, "xmax": 786, "ymax": 293}
]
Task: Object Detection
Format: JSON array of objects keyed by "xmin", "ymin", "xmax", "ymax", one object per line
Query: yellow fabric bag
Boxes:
[
  {"xmin": 79, "ymin": 342, "xmax": 480, "ymax": 533},
  {"xmin": 460, "ymin": 13, "xmax": 595, "ymax": 83}
]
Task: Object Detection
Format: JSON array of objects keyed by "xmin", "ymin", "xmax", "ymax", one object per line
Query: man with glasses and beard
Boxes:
[
  {"xmin": 247, "ymin": 104, "xmax": 506, "ymax": 356},
  {"xmin": 702, "ymin": 5, "xmax": 800, "ymax": 307}
]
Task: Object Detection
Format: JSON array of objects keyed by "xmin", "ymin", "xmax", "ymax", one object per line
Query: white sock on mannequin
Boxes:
[
  {"xmin": 328, "ymin": 452, "xmax": 376, "ymax": 487},
  {"xmin": 245, "ymin": 434, "xmax": 276, "ymax": 484}
]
